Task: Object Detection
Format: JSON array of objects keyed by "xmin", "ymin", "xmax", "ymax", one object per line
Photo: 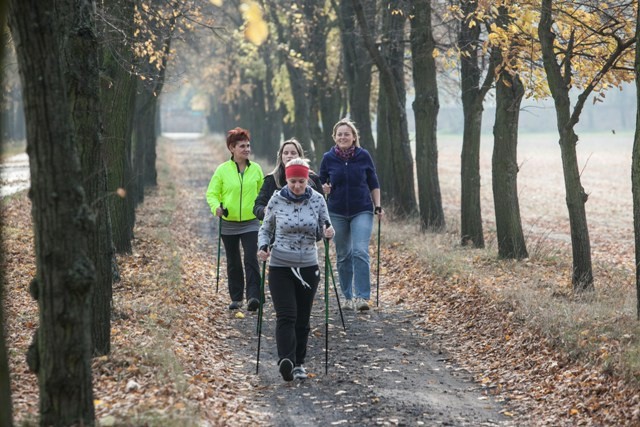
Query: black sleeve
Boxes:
[
  {"xmin": 308, "ymin": 172, "xmax": 323, "ymax": 196},
  {"xmin": 254, "ymin": 175, "xmax": 277, "ymax": 220}
]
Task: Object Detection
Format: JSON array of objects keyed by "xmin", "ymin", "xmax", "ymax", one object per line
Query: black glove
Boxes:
[
  {"xmin": 259, "ymin": 245, "xmax": 269, "ymax": 252},
  {"xmin": 374, "ymin": 206, "xmax": 382, "ymax": 214}
]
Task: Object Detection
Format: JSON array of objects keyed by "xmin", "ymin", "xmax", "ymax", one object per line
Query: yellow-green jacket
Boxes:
[{"xmin": 206, "ymin": 159, "xmax": 264, "ymax": 222}]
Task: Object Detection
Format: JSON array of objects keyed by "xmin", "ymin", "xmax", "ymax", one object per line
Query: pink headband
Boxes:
[{"xmin": 285, "ymin": 164, "xmax": 309, "ymax": 179}]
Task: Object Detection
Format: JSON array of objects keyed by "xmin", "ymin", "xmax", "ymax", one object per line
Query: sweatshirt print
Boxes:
[{"xmin": 258, "ymin": 189, "xmax": 331, "ymax": 268}]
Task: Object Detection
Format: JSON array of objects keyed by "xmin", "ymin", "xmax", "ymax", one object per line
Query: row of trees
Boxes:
[
  {"xmin": 179, "ymin": 0, "xmax": 637, "ymax": 295},
  {"xmin": 0, "ymin": 0, "xmax": 213, "ymax": 424},
  {"xmin": 2, "ymin": 0, "xmax": 640, "ymax": 425}
]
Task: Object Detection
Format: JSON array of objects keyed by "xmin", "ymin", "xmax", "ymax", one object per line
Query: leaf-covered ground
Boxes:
[{"xmin": 4, "ymin": 133, "xmax": 639, "ymax": 426}]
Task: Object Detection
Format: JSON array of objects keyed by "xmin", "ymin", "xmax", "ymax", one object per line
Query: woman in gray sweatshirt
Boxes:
[{"xmin": 258, "ymin": 158, "xmax": 335, "ymax": 381}]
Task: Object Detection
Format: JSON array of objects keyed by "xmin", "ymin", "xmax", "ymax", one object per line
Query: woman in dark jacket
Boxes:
[
  {"xmin": 254, "ymin": 138, "xmax": 322, "ymax": 221},
  {"xmin": 319, "ymin": 118, "xmax": 384, "ymax": 312}
]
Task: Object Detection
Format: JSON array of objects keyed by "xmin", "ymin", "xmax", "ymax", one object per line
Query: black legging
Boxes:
[
  {"xmin": 221, "ymin": 231, "xmax": 260, "ymax": 302},
  {"xmin": 268, "ymin": 266, "xmax": 319, "ymax": 365}
]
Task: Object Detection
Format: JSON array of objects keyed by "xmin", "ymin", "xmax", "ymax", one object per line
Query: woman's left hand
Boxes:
[{"xmin": 257, "ymin": 246, "xmax": 270, "ymax": 262}]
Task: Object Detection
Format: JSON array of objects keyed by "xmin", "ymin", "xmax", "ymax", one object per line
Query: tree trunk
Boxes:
[
  {"xmin": 100, "ymin": 0, "xmax": 137, "ymax": 255},
  {"xmin": 266, "ymin": 0, "xmax": 316, "ymax": 164},
  {"xmin": 493, "ymin": 71, "xmax": 528, "ymax": 259},
  {"xmin": 491, "ymin": 6, "xmax": 528, "ymax": 260},
  {"xmin": 248, "ymin": 76, "xmax": 269, "ymax": 159},
  {"xmin": 9, "ymin": 0, "xmax": 96, "ymax": 424},
  {"xmin": 458, "ymin": 0, "xmax": 493, "ymax": 248},
  {"xmin": 64, "ymin": 0, "xmax": 113, "ymax": 356},
  {"xmin": 634, "ymin": 0, "xmax": 640, "ymax": 319},
  {"xmin": 338, "ymin": 0, "xmax": 375, "ymax": 153},
  {"xmin": 133, "ymin": 93, "xmax": 154, "ymax": 205},
  {"xmin": 353, "ymin": 0, "xmax": 416, "ymax": 217},
  {"xmin": 0, "ymin": 1, "xmax": 14, "ymax": 423},
  {"xmin": 410, "ymin": 0, "xmax": 445, "ymax": 232},
  {"xmin": 261, "ymin": 44, "xmax": 283, "ymax": 156},
  {"xmin": 303, "ymin": 0, "xmax": 343, "ymax": 160},
  {"xmin": 539, "ymin": 0, "xmax": 593, "ymax": 291}
]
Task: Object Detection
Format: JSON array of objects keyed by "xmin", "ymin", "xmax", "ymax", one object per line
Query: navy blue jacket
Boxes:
[{"xmin": 319, "ymin": 147, "xmax": 380, "ymax": 217}]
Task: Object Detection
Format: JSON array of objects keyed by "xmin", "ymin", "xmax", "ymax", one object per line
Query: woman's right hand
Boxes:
[{"xmin": 322, "ymin": 183, "xmax": 331, "ymax": 195}]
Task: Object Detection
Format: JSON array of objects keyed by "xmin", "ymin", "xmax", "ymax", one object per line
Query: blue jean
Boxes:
[{"xmin": 330, "ymin": 211, "xmax": 374, "ymax": 300}]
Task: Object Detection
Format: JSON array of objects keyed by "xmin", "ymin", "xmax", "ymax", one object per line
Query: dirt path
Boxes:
[{"xmin": 171, "ymin": 133, "xmax": 510, "ymax": 426}]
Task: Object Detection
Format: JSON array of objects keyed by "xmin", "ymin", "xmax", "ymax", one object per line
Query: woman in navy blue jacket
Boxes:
[{"xmin": 319, "ymin": 118, "xmax": 384, "ymax": 311}]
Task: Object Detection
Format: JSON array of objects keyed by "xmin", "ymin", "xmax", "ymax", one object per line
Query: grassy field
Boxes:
[{"xmin": 392, "ymin": 130, "xmax": 640, "ymax": 386}]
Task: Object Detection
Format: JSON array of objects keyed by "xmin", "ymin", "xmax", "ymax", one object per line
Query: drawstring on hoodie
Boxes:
[{"xmin": 291, "ymin": 267, "xmax": 311, "ymax": 289}]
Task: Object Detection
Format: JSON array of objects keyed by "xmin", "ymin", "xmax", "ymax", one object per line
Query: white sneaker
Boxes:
[
  {"xmin": 343, "ymin": 299, "xmax": 354, "ymax": 310},
  {"xmin": 355, "ymin": 298, "xmax": 370, "ymax": 311},
  {"xmin": 293, "ymin": 365, "xmax": 307, "ymax": 380}
]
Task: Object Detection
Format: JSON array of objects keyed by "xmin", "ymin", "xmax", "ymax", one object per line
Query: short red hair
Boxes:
[{"xmin": 226, "ymin": 127, "xmax": 251, "ymax": 149}]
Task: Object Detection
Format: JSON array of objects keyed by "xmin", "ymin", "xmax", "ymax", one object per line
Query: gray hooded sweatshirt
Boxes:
[{"xmin": 258, "ymin": 188, "xmax": 331, "ymax": 268}]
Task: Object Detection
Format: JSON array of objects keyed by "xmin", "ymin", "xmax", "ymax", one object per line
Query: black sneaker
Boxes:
[
  {"xmin": 247, "ymin": 298, "xmax": 260, "ymax": 312},
  {"xmin": 228, "ymin": 301, "xmax": 242, "ymax": 310},
  {"xmin": 279, "ymin": 358, "xmax": 294, "ymax": 381}
]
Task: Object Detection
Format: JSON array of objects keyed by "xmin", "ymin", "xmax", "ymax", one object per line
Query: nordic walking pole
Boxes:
[
  {"xmin": 324, "ymin": 234, "xmax": 330, "ymax": 375},
  {"xmin": 323, "ymin": 222, "xmax": 345, "ymax": 331},
  {"xmin": 326, "ymin": 260, "xmax": 345, "ymax": 331},
  {"xmin": 256, "ymin": 259, "xmax": 266, "ymax": 374},
  {"xmin": 376, "ymin": 210, "xmax": 381, "ymax": 307},
  {"xmin": 215, "ymin": 203, "xmax": 224, "ymax": 293}
]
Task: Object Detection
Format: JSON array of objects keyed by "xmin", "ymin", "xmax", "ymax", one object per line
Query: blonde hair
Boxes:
[
  {"xmin": 271, "ymin": 138, "xmax": 306, "ymax": 187},
  {"xmin": 285, "ymin": 157, "xmax": 310, "ymax": 168},
  {"xmin": 332, "ymin": 118, "xmax": 360, "ymax": 147}
]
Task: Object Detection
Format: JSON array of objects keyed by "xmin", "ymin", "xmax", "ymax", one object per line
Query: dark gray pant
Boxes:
[
  {"xmin": 221, "ymin": 231, "xmax": 260, "ymax": 302},
  {"xmin": 268, "ymin": 266, "xmax": 319, "ymax": 365}
]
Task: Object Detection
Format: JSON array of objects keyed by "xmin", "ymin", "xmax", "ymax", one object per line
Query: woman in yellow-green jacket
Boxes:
[{"xmin": 206, "ymin": 127, "xmax": 264, "ymax": 311}]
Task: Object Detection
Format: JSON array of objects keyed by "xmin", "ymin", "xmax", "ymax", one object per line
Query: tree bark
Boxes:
[
  {"xmin": 491, "ymin": 6, "xmax": 528, "ymax": 260},
  {"xmin": 9, "ymin": 0, "xmax": 96, "ymax": 424},
  {"xmin": 303, "ymin": 0, "xmax": 342, "ymax": 158},
  {"xmin": 458, "ymin": 0, "xmax": 494, "ymax": 248},
  {"xmin": 0, "ymin": 0, "xmax": 14, "ymax": 423},
  {"xmin": 353, "ymin": 0, "xmax": 416, "ymax": 217},
  {"xmin": 632, "ymin": 4, "xmax": 640, "ymax": 318},
  {"xmin": 261, "ymin": 44, "xmax": 283, "ymax": 157},
  {"xmin": 63, "ymin": 0, "xmax": 113, "ymax": 356},
  {"xmin": 493, "ymin": 70, "xmax": 528, "ymax": 259},
  {"xmin": 539, "ymin": 0, "xmax": 593, "ymax": 291},
  {"xmin": 100, "ymin": 0, "xmax": 137, "ymax": 255},
  {"xmin": 266, "ymin": 0, "xmax": 316, "ymax": 164},
  {"xmin": 410, "ymin": 0, "xmax": 445, "ymax": 232},
  {"xmin": 337, "ymin": 0, "xmax": 375, "ymax": 153}
]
